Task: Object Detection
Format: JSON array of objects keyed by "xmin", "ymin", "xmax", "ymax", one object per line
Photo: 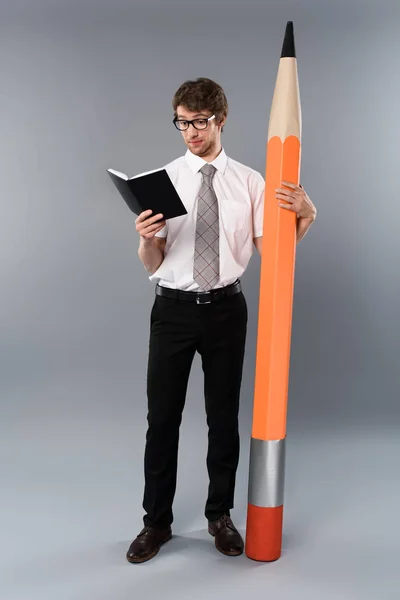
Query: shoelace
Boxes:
[
  {"xmin": 138, "ymin": 526, "xmax": 169, "ymax": 540},
  {"xmin": 138, "ymin": 526, "xmax": 156, "ymax": 539},
  {"xmin": 217, "ymin": 515, "xmax": 236, "ymax": 531}
]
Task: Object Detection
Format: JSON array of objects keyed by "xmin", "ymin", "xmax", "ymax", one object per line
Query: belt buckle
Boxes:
[{"xmin": 196, "ymin": 292, "xmax": 211, "ymax": 304}]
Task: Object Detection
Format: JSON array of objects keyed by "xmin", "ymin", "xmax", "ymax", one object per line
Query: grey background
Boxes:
[{"xmin": 0, "ymin": 0, "xmax": 399, "ymax": 598}]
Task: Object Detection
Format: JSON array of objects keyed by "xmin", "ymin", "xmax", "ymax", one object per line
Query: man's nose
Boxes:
[{"xmin": 188, "ymin": 124, "xmax": 199, "ymax": 136}]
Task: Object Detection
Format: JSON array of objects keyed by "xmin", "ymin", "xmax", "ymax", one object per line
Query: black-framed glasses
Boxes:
[{"xmin": 173, "ymin": 114, "xmax": 216, "ymax": 131}]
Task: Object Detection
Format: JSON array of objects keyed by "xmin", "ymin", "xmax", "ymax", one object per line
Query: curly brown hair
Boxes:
[{"xmin": 172, "ymin": 77, "xmax": 228, "ymax": 132}]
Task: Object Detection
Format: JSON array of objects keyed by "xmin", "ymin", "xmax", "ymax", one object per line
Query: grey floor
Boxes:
[{"xmin": 1, "ymin": 369, "xmax": 398, "ymax": 600}]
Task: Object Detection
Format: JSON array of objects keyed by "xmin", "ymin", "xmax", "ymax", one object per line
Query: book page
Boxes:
[
  {"xmin": 129, "ymin": 167, "xmax": 164, "ymax": 179},
  {"xmin": 107, "ymin": 169, "xmax": 128, "ymax": 180}
]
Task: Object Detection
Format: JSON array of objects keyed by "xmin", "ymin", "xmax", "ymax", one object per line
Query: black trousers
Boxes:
[{"xmin": 142, "ymin": 286, "xmax": 248, "ymax": 528}]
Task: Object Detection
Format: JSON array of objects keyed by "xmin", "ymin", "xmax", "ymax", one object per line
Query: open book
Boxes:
[{"xmin": 106, "ymin": 167, "xmax": 187, "ymax": 221}]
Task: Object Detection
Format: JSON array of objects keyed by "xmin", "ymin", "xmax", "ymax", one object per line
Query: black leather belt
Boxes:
[{"xmin": 155, "ymin": 279, "xmax": 242, "ymax": 304}]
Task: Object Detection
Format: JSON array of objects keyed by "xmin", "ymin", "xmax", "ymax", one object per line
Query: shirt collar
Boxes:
[{"xmin": 184, "ymin": 147, "xmax": 228, "ymax": 175}]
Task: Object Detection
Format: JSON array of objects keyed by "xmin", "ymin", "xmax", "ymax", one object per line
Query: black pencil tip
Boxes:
[{"xmin": 281, "ymin": 21, "xmax": 296, "ymax": 58}]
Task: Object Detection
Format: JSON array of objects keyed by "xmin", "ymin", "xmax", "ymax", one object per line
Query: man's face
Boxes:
[{"xmin": 175, "ymin": 105, "xmax": 225, "ymax": 157}]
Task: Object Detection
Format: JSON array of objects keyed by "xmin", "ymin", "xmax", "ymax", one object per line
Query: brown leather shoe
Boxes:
[
  {"xmin": 126, "ymin": 525, "xmax": 172, "ymax": 563},
  {"xmin": 208, "ymin": 514, "xmax": 243, "ymax": 556}
]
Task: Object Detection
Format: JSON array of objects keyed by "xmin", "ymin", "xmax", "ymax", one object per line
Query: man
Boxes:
[{"xmin": 127, "ymin": 78, "xmax": 317, "ymax": 564}]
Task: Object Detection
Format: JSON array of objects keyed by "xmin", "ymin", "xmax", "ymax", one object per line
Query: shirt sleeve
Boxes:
[
  {"xmin": 250, "ymin": 170, "xmax": 265, "ymax": 238},
  {"xmin": 155, "ymin": 222, "xmax": 168, "ymax": 238}
]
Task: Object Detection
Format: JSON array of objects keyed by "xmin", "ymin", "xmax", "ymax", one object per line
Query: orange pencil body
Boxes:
[{"xmin": 245, "ymin": 21, "xmax": 301, "ymax": 562}]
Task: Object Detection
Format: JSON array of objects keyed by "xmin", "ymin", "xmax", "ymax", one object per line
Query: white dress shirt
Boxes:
[{"xmin": 148, "ymin": 147, "xmax": 265, "ymax": 291}]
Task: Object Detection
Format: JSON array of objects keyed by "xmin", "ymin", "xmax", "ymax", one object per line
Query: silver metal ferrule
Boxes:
[{"xmin": 248, "ymin": 437, "xmax": 286, "ymax": 507}]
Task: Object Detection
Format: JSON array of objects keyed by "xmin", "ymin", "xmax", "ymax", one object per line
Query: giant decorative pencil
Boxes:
[{"xmin": 245, "ymin": 21, "xmax": 301, "ymax": 562}]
